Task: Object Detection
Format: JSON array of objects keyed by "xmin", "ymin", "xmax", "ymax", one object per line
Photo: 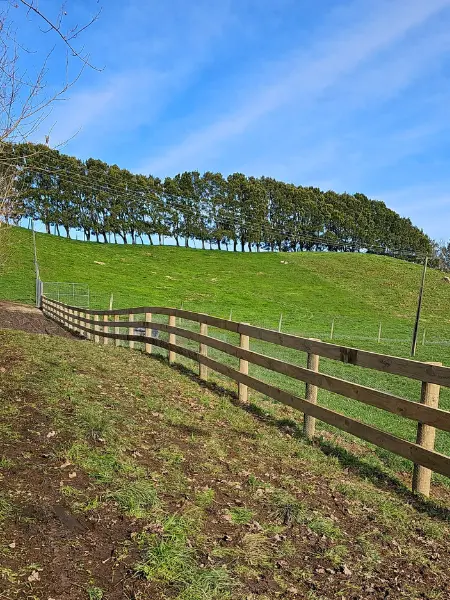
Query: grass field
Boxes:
[
  {"xmin": 1, "ymin": 329, "xmax": 449, "ymax": 599},
  {"xmin": 2, "ymin": 225, "xmax": 450, "ymax": 485},
  {"xmin": 3, "ymin": 226, "xmax": 450, "ymax": 343}
]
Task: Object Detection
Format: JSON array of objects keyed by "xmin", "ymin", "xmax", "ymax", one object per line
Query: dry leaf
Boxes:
[
  {"xmin": 8, "ymin": 541, "xmax": 16, "ymax": 549},
  {"xmin": 28, "ymin": 570, "xmax": 40, "ymax": 582},
  {"xmin": 59, "ymin": 460, "xmax": 71, "ymax": 469},
  {"xmin": 68, "ymin": 471, "xmax": 77, "ymax": 479},
  {"xmin": 46, "ymin": 431, "xmax": 56, "ymax": 438},
  {"xmin": 342, "ymin": 564, "xmax": 352, "ymax": 576}
]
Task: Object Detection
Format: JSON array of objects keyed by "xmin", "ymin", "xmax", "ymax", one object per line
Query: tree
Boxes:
[
  {"xmin": 5, "ymin": 141, "xmax": 434, "ymax": 261},
  {"xmin": 0, "ymin": 1, "xmax": 100, "ymax": 227}
]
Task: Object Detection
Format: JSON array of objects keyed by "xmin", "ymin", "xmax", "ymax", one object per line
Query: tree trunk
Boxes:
[
  {"xmin": 185, "ymin": 237, "xmax": 189, "ymax": 248},
  {"xmin": 216, "ymin": 239, "xmax": 221, "ymax": 251},
  {"xmin": 45, "ymin": 222, "xmax": 51, "ymax": 234},
  {"xmin": 102, "ymin": 232, "xmax": 108, "ymax": 243},
  {"xmin": 175, "ymin": 236, "xmax": 179, "ymax": 247},
  {"xmin": 233, "ymin": 240, "xmax": 237, "ymax": 252},
  {"xmin": 201, "ymin": 239, "xmax": 205, "ymax": 250},
  {"xmin": 64, "ymin": 226, "xmax": 71, "ymax": 239}
]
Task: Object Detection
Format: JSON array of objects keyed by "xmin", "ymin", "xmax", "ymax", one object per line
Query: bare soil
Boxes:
[{"xmin": 0, "ymin": 301, "xmax": 74, "ymax": 337}]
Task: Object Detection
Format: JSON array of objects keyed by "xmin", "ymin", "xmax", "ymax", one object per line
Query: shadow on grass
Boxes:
[{"xmin": 166, "ymin": 359, "xmax": 450, "ymax": 523}]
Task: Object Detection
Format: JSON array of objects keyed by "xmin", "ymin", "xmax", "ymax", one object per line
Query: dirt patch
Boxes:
[{"xmin": 0, "ymin": 301, "xmax": 75, "ymax": 337}]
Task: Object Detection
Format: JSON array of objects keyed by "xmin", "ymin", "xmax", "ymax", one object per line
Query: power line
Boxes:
[{"xmin": 0, "ymin": 157, "xmax": 429, "ymax": 259}]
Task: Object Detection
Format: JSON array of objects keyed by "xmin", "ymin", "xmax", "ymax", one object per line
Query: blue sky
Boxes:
[{"xmin": 22, "ymin": 0, "xmax": 450, "ymax": 240}]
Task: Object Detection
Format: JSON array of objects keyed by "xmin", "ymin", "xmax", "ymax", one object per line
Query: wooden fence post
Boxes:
[
  {"xmin": 129, "ymin": 313, "xmax": 135, "ymax": 350},
  {"xmin": 103, "ymin": 315, "xmax": 109, "ymax": 345},
  {"xmin": 412, "ymin": 361, "xmax": 442, "ymax": 497},
  {"xmin": 85, "ymin": 312, "xmax": 91, "ymax": 341},
  {"xmin": 169, "ymin": 314, "xmax": 176, "ymax": 364},
  {"xmin": 303, "ymin": 339, "xmax": 321, "ymax": 440},
  {"xmin": 93, "ymin": 314, "xmax": 99, "ymax": 343},
  {"xmin": 199, "ymin": 322, "xmax": 208, "ymax": 380},
  {"xmin": 145, "ymin": 312, "xmax": 152, "ymax": 355},
  {"xmin": 239, "ymin": 324, "xmax": 250, "ymax": 402},
  {"xmin": 114, "ymin": 314, "xmax": 120, "ymax": 347}
]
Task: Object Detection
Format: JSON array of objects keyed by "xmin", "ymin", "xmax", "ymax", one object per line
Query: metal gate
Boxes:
[{"xmin": 41, "ymin": 281, "xmax": 90, "ymax": 308}]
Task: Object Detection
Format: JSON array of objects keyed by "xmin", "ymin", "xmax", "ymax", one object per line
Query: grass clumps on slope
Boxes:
[
  {"xmin": 1, "ymin": 328, "xmax": 450, "ymax": 600},
  {"xmin": 134, "ymin": 516, "xmax": 233, "ymax": 600},
  {"xmin": 109, "ymin": 480, "xmax": 159, "ymax": 518}
]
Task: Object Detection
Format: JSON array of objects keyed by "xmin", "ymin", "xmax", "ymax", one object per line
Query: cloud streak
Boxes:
[{"xmin": 140, "ymin": 0, "xmax": 450, "ymax": 175}]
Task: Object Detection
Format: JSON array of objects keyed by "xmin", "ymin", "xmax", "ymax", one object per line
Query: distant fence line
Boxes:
[
  {"xmin": 42, "ymin": 295, "xmax": 450, "ymax": 499},
  {"xmin": 36, "ymin": 285, "xmax": 450, "ymax": 348}
]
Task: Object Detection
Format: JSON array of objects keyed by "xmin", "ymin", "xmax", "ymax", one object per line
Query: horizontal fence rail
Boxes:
[{"xmin": 42, "ymin": 296, "xmax": 450, "ymax": 498}]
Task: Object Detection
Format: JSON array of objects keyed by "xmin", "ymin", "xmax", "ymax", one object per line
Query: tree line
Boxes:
[{"xmin": 2, "ymin": 142, "xmax": 432, "ymax": 258}]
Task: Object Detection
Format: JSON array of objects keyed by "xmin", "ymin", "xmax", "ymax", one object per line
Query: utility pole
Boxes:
[{"xmin": 411, "ymin": 256, "xmax": 428, "ymax": 357}]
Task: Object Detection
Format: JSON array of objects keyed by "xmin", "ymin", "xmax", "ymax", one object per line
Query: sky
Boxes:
[{"xmin": 16, "ymin": 0, "xmax": 450, "ymax": 241}]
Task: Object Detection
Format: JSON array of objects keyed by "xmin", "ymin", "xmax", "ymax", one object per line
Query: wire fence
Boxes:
[
  {"xmin": 30, "ymin": 281, "xmax": 450, "ymax": 350},
  {"xmin": 42, "ymin": 282, "xmax": 91, "ymax": 308}
]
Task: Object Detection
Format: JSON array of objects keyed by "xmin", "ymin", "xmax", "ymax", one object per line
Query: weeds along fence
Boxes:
[{"xmin": 42, "ymin": 295, "xmax": 450, "ymax": 499}]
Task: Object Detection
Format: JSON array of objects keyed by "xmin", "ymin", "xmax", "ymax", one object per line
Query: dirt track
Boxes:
[{"xmin": 0, "ymin": 301, "xmax": 75, "ymax": 337}]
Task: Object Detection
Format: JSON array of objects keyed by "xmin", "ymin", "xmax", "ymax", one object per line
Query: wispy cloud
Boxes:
[
  {"xmin": 139, "ymin": 0, "xmax": 450, "ymax": 175},
  {"xmin": 34, "ymin": 0, "xmax": 237, "ymax": 157}
]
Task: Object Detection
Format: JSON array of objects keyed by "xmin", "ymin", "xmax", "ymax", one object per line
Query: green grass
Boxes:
[
  {"xmin": 135, "ymin": 516, "xmax": 233, "ymax": 599},
  {"xmin": 228, "ymin": 507, "xmax": 254, "ymax": 525},
  {"xmin": 1, "ymin": 328, "xmax": 450, "ymax": 599},
  {"xmin": 86, "ymin": 586, "xmax": 104, "ymax": 600},
  {"xmin": 4, "ymin": 225, "xmax": 450, "ymax": 343},
  {"xmin": 3, "ymin": 226, "xmax": 450, "ymax": 481},
  {"xmin": 0, "ymin": 494, "xmax": 13, "ymax": 522},
  {"xmin": 109, "ymin": 480, "xmax": 159, "ymax": 518}
]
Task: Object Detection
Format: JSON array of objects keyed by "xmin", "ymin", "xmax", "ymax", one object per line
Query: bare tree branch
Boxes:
[
  {"xmin": 18, "ymin": 0, "xmax": 102, "ymax": 71},
  {"xmin": 0, "ymin": 0, "xmax": 101, "ymax": 229}
]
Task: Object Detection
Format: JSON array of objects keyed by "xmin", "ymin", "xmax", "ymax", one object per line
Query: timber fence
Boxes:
[{"xmin": 42, "ymin": 295, "xmax": 450, "ymax": 498}]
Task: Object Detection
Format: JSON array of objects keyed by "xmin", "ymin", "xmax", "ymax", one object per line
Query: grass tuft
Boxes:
[
  {"xmin": 228, "ymin": 507, "xmax": 254, "ymax": 525},
  {"xmin": 0, "ymin": 494, "xmax": 13, "ymax": 522},
  {"xmin": 110, "ymin": 480, "xmax": 159, "ymax": 517},
  {"xmin": 134, "ymin": 515, "xmax": 233, "ymax": 599},
  {"xmin": 269, "ymin": 489, "xmax": 306, "ymax": 525},
  {"xmin": 66, "ymin": 442, "xmax": 143, "ymax": 483},
  {"xmin": 86, "ymin": 586, "xmax": 104, "ymax": 600}
]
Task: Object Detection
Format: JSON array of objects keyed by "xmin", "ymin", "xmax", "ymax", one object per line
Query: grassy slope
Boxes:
[
  {"xmin": 2, "ymin": 226, "xmax": 450, "ymax": 479},
  {"xmin": 4, "ymin": 226, "xmax": 450, "ymax": 341},
  {"xmin": 1, "ymin": 329, "xmax": 449, "ymax": 600}
]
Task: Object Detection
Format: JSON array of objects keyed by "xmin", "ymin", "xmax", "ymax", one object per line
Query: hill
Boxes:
[
  {"xmin": 1, "ymin": 328, "xmax": 449, "ymax": 600},
  {"xmin": 3, "ymin": 226, "xmax": 450, "ymax": 345},
  {"xmin": 3, "ymin": 226, "xmax": 450, "ymax": 483}
]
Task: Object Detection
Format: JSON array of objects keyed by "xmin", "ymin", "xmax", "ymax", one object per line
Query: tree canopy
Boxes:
[{"xmin": 2, "ymin": 142, "xmax": 432, "ymax": 259}]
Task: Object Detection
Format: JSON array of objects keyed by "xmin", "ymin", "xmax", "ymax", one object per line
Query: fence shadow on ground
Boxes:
[{"xmin": 167, "ymin": 358, "xmax": 450, "ymax": 523}]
